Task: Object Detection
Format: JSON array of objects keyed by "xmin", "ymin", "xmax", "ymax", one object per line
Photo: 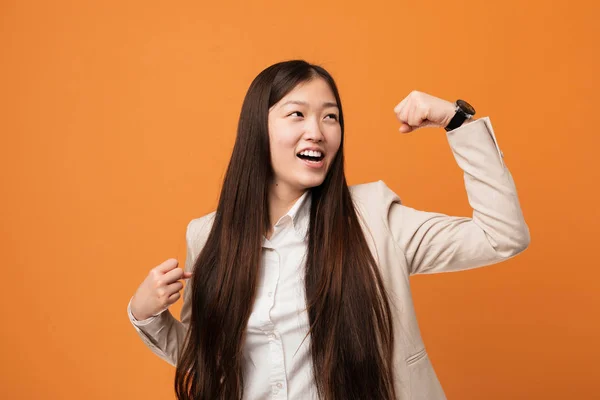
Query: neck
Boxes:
[{"xmin": 266, "ymin": 180, "xmax": 306, "ymax": 239}]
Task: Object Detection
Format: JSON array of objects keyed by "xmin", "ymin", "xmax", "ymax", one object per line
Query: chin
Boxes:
[{"xmin": 297, "ymin": 174, "xmax": 326, "ymax": 189}]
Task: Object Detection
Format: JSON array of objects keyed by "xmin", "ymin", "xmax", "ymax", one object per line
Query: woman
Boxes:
[{"xmin": 127, "ymin": 60, "xmax": 530, "ymax": 400}]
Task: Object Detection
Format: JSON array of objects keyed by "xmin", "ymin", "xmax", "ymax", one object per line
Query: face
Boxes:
[{"xmin": 267, "ymin": 77, "xmax": 342, "ymax": 193}]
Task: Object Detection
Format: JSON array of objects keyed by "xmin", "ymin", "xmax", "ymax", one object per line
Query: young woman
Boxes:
[{"xmin": 127, "ymin": 60, "xmax": 530, "ymax": 400}]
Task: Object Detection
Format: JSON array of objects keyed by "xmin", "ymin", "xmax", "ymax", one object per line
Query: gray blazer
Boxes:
[{"xmin": 127, "ymin": 116, "xmax": 530, "ymax": 399}]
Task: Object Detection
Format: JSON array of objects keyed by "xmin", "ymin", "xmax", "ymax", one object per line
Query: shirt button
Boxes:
[
  {"xmin": 268, "ymin": 333, "xmax": 275, "ymax": 339},
  {"xmin": 276, "ymin": 382, "xmax": 283, "ymax": 389},
  {"xmin": 267, "ymin": 291, "xmax": 273, "ymax": 297}
]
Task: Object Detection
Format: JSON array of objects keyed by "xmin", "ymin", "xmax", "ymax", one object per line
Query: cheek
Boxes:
[
  {"xmin": 270, "ymin": 137, "xmax": 296, "ymax": 159},
  {"xmin": 272, "ymin": 135, "xmax": 297, "ymax": 150},
  {"xmin": 270, "ymin": 126, "xmax": 300, "ymax": 154},
  {"xmin": 270, "ymin": 136, "xmax": 299, "ymax": 169},
  {"xmin": 327, "ymin": 130, "xmax": 343, "ymax": 155}
]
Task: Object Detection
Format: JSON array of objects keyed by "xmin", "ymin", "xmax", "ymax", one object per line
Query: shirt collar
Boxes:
[
  {"xmin": 289, "ymin": 189, "xmax": 311, "ymax": 240},
  {"xmin": 262, "ymin": 190, "xmax": 312, "ymax": 245}
]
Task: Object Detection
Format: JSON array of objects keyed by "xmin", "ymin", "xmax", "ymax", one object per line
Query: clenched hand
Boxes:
[{"xmin": 130, "ymin": 258, "xmax": 192, "ymax": 321}]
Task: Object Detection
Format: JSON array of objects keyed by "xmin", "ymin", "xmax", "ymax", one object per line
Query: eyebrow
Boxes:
[{"xmin": 280, "ymin": 100, "xmax": 339, "ymax": 109}]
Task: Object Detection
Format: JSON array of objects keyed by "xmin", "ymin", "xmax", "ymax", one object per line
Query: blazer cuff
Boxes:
[
  {"xmin": 127, "ymin": 296, "xmax": 163, "ymax": 326},
  {"xmin": 446, "ymin": 116, "xmax": 505, "ymax": 169}
]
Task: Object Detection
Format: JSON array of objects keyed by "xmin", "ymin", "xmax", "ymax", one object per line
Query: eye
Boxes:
[
  {"xmin": 289, "ymin": 111, "xmax": 304, "ymax": 118},
  {"xmin": 325, "ymin": 113, "xmax": 338, "ymax": 121}
]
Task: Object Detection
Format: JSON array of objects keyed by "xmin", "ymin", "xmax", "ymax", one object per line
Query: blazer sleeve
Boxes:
[
  {"xmin": 384, "ymin": 117, "xmax": 530, "ymax": 275},
  {"xmin": 126, "ymin": 217, "xmax": 207, "ymax": 366}
]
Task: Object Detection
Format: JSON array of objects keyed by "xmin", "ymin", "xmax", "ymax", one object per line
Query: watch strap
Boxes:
[
  {"xmin": 445, "ymin": 100, "xmax": 475, "ymax": 132},
  {"xmin": 444, "ymin": 108, "xmax": 469, "ymax": 132}
]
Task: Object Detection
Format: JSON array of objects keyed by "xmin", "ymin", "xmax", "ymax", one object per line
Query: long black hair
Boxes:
[{"xmin": 175, "ymin": 60, "xmax": 397, "ymax": 400}]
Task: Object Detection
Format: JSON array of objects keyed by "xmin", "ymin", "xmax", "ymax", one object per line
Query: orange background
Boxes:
[{"xmin": 1, "ymin": 1, "xmax": 598, "ymax": 399}]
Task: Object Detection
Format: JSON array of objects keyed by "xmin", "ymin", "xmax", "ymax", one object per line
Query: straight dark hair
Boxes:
[{"xmin": 175, "ymin": 60, "xmax": 397, "ymax": 400}]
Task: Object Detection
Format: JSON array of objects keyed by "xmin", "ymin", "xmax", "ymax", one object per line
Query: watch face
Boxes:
[{"xmin": 457, "ymin": 99, "xmax": 476, "ymax": 115}]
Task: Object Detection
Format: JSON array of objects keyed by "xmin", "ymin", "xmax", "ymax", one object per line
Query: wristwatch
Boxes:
[{"xmin": 444, "ymin": 99, "xmax": 476, "ymax": 131}]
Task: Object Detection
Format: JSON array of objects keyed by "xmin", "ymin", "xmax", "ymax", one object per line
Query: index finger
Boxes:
[
  {"xmin": 156, "ymin": 258, "xmax": 179, "ymax": 273},
  {"xmin": 393, "ymin": 97, "xmax": 408, "ymax": 115}
]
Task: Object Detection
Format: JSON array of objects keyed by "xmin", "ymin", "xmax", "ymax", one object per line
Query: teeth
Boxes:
[{"xmin": 299, "ymin": 150, "xmax": 322, "ymax": 157}]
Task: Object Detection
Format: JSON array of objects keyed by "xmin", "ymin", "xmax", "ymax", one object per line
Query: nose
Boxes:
[{"xmin": 304, "ymin": 118, "xmax": 325, "ymax": 142}]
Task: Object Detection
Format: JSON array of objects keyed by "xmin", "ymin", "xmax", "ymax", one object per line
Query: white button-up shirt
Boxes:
[
  {"xmin": 129, "ymin": 189, "xmax": 316, "ymax": 399},
  {"xmin": 244, "ymin": 189, "xmax": 315, "ymax": 399}
]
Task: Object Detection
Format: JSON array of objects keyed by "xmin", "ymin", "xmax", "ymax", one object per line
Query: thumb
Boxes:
[
  {"xmin": 183, "ymin": 271, "xmax": 193, "ymax": 279},
  {"xmin": 399, "ymin": 123, "xmax": 414, "ymax": 133}
]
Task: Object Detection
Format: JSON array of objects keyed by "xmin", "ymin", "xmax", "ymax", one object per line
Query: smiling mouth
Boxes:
[{"xmin": 296, "ymin": 153, "xmax": 325, "ymax": 162}]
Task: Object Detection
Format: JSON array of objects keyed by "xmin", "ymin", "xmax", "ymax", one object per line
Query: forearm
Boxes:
[
  {"xmin": 446, "ymin": 116, "xmax": 530, "ymax": 256},
  {"xmin": 127, "ymin": 297, "xmax": 186, "ymax": 366}
]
